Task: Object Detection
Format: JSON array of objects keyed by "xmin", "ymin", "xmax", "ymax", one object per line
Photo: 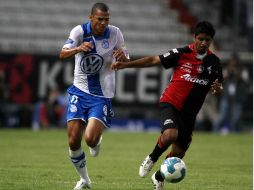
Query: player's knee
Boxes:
[
  {"xmin": 162, "ymin": 128, "xmax": 178, "ymax": 144},
  {"xmin": 68, "ymin": 137, "xmax": 81, "ymax": 150},
  {"xmin": 67, "ymin": 120, "xmax": 83, "ymax": 150},
  {"xmin": 84, "ymin": 134, "xmax": 97, "ymax": 147}
]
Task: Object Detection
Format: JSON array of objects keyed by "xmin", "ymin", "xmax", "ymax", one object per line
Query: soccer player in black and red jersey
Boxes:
[{"xmin": 111, "ymin": 21, "xmax": 223, "ymax": 190}]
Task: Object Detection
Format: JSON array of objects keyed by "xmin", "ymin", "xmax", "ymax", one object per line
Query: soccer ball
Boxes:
[{"xmin": 160, "ymin": 157, "xmax": 186, "ymax": 183}]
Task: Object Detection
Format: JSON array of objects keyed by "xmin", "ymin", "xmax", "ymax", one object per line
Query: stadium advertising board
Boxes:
[{"xmin": 0, "ymin": 53, "xmax": 172, "ymax": 105}]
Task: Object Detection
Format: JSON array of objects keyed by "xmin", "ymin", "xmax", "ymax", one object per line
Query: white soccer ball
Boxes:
[{"xmin": 160, "ymin": 157, "xmax": 186, "ymax": 183}]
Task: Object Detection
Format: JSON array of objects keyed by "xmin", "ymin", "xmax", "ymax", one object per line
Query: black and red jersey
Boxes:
[{"xmin": 159, "ymin": 44, "xmax": 223, "ymax": 115}]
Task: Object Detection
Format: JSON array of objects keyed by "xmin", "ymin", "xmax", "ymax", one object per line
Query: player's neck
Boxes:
[{"xmin": 196, "ymin": 51, "xmax": 207, "ymax": 60}]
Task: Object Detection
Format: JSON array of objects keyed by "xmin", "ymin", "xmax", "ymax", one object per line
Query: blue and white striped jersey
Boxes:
[{"xmin": 63, "ymin": 21, "xmax": 129, "ymax": 98}]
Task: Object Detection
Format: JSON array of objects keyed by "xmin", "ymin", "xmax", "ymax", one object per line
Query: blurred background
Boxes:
[{"xmin": 0, "ymin": 0, "xmax": 252, "ymax": 134}]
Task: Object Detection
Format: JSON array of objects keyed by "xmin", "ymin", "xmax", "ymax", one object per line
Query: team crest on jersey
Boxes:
[
  {"xmin": 70, "ymin": 104, "xmax": 77, "ymax": 112},
  {"xmin": 80, "ymin": 54, "xmax": 104, "ymax": 74},
  {"xmin": 103, "ymin": 105, "xmax": 107, "ymax": 116},
  {"xmin": 101, "ymin": 40, "xmax": 109, "ymax": 49},
  {"xmin": 197, "ymin": 65, "xmax": 204, "ymax": 73}
]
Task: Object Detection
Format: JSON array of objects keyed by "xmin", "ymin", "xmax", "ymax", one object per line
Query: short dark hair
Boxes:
[
  {"xmin": 91, "ymin": 3, "xmax": 109, "ymax": 15},
  {"xmin": 194, "ymin": 21, "xmax": 215, "ymax": 38}
]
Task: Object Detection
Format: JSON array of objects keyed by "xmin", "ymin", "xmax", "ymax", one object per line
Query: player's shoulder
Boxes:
[
  {"xmin": 70, "ymin": 25, "xmax": 84, "ymax": 34},
  {"xmin": 108, "ymin": 25, "xmax": 123, "ymax": 34},
  {"xmin": 202, "ymin": 51, "xmax": 222, "ymax": 69},
  {"xmin": 108, "ymin": 24, "xmax": 120, "ymax": 31},
  {"xmin": 177, "ymin": 46, "xmax": 192, "ymax": 53},
  {"xmin": 107, "ymin": 25, "xmax": 125, "ymax": 39},
  {"xmin": 168, "ymin": 46, "xmax": 192, "ymax": 54},
  {"xmin": 166, "ymin": 46, "xmax": 191, "ymax": 56},
  {"xmin": 206, "ymin": 50, "xmax": 221, "ymax": 62}
]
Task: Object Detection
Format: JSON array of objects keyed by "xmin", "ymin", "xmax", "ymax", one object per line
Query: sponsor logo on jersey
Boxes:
[
  {"xmin": 80, "ymin": 54, "xmax": 103, "ymax": 74},
  {"xmin": 163, "ymin": 52, "xmax": 170, "ymax": 58},
  {"xmin": 164, "ymin": 119, "xmax": 173, "ymax": 126},
  {"xmin": 101, "ymin": 39, "xmax": 109, "ymax": 49},
  {"xmin": 180, "ymin": 74, "xmax": 209, "ymax": 85},
  {"xmin": 180, "ymin": 63, "xmax": 193, "ymax": 73},
  {"xmin": 180, "ymin": 67, "xmax": 191, "ymax": 73},
  {"xmin": 183, "ymin": 63, "xmax": 193, "ymax": 69}
]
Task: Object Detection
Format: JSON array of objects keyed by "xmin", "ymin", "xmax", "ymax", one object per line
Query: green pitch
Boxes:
[{"xmin": 0, "ymin": 129, "xmax": 252, "ymax": 190}]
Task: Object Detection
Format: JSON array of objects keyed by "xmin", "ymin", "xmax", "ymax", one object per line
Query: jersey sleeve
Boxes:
[
  {"xmin": 159, "ymin": 48, "xmax": 182, "ymax": 69},
  {"xmin": 215, "ymin": 57, "xmax": 223, "ymax": 83},
  {"xmin": 62, "ymin": 25, "xmax": 83, "ymax": 49},
  {"xmin": 115, "ymin": 28, "xmax": 130, "ymax": 59}
]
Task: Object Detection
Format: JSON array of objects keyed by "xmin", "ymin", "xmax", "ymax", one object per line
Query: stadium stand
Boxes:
[
  {"xmin": 0, "ymin": 0, "xmax": 252, "ymax": 56},
  {"xmin": 177, "ymin": 0, "xmax": 251, "ymax": 52},
  {"xmin": 0, "ymin": 0, "xmax": 190, "ymax": 56}
]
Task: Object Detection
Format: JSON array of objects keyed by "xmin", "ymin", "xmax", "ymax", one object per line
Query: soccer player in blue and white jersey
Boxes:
[{"xmin": 59, "ymin": 3, "xmax": 129, "ymax": 189}]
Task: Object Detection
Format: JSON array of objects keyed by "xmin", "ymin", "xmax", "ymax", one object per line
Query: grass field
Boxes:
[{"xmin": 0, "ymin": 129, "xmax": 252, "ymax": 190}]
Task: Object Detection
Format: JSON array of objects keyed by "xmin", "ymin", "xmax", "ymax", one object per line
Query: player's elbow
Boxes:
[
  {"xmin": 59, "ymin": 48, "xmax": 70, "ymax": 60},
  {"xmin": 146, "ymin": 56, "xmax": 160, "ymax": 67},
  {"xmin": 59, "ymin": 51, "xmax": 65, "ymax": 60}
]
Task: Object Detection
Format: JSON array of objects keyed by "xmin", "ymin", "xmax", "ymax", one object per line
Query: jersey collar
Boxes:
[
  {"xmin": 188, "ymin": 43, "xmax": 212, "ymax": 60},
  {"xmin": 85, "ymin": 21, "xmax": 110, "ymax": 40}
]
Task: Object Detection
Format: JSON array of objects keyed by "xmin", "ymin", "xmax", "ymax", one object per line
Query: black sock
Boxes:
[
  {"xmin": 149, "ymin": 144, "xmax": 166, "ymax": 162},
  {"xmin": 155, "ymin": 170, "xmax": 164, "ymax": 182},
  {"xmin": 149, "ymin": 136, "xmax": 169, "ymax": 162}
]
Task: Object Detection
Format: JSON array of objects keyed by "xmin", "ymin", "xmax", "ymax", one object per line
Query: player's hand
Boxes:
[
  {"xmin": 78, "ymin": 42, "xmax": 94, "ymax": 52},
  {"xmin": 211, "ymin": 79, "xmax": 223, "ymax": 94},
  {"xmin": 111, "ymin": 62, "xmax": 126, "ymax": 70},
  {"xmin": 113, "ymin": 49, "xmax": 128, "ymax": 62}
]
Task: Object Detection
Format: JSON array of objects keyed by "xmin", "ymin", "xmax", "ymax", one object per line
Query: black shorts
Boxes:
[{"xmin": 159, "ymin": 102, "xmax": 196, "ymax": 151}]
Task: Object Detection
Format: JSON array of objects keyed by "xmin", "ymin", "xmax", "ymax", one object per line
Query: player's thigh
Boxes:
[
  {"xmin": 171, "ymin": 143, "xmax": 186, "ymax": 159},
  {"xmin": 88, "ymin": 98, "xmax": 113, "ymax": 128},
  {"xmin": 176, "ymin": 113, "xmax": 195, "ymax": 152},
  {"xmin": 84, "ymin": 118, "xmax": 104, "ymax": 147},
  {"xmin": 66, "ymin": 94, "xmax": 88, "ymax": 122},
  {"xmin": 159, "ymin": 102, "xmax": 178, "ymax": 132},
  {"xmin": 85, "ymin": 102, "xmax": 109, "ymax": 143}
]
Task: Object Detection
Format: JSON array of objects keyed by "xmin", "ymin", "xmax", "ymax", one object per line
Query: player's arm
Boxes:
[
  {"xmin": 211, "ymin": 57, "xmax": 224, "ymax": 94},
  {"xmin": 113, "ymin": 28, "xmax": 130, "ymax": 62},
  {"xmin": 211, "ymin": 79, "xmax": 223, "ymax": 94},
  {"xmin": 59, "ymin": 25, "xmax": 94, "ymax": 60},
  {"xmin": 111, "ymin": 56, "xmax": 161, "ymax": 70},
  {"xmin": 113, "ymin": 49, "xmax": 130, "ymax": 62},
  {"xmin": 59, "ymin": 42, "xmax": 94, "ymax": 60}
]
